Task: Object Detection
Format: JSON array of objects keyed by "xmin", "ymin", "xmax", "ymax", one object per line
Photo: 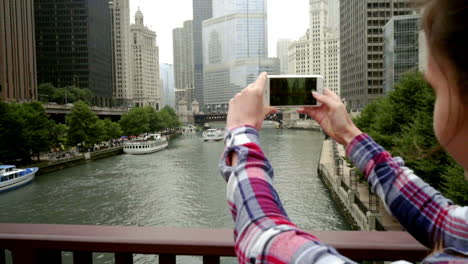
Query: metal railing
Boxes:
[{"xmin": 0, "ymin": 224, "xmax": 428, "ymax": 263}]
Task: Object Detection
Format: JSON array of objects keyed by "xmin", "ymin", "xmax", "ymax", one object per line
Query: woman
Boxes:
[{"xmin": 219, "ymin": 0, "xmax": 467, "ymax": 263}]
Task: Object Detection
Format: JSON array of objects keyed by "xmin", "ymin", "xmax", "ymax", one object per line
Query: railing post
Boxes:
[
  {"xmin": 73, "ymin": 251, "xmax": 93, "ymax": 264},
  {"xmin": 115, "ymin": 253, "xmax": 133, "ymax": 264},
  {"xmin": 159, "ymin": 254, "xmax": 176, "ymax": 264},
  {"xmin": 203, "ymin": 255, "xmax": 220, "ymax": 264}
]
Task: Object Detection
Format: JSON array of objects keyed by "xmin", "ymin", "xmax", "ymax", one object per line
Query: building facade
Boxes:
[
  {"xmin": 203, "ymin": 0, "xmax": 279, "ymax": 112},
  {"xmin": 192, "ymin": 0, "xmax": 213, "ymax": 107},
  {"xmin": 383, "ymin": 14, "xmax": 420, "ymax": 94},
  {"xmin": 340, "ymin": 0, "xmax": 414, "ymax": 110},
  {"xmin": 288, "ymin": 0, "xmax": 340, "ymax": 95},
  {"xmin": 34, "ymin": 0, "xmax": 113, "ymax": 99},
  {"xmin": 110, "ymin": 0, "xmax": 133, "ymax": 107},
  {"xmin": 0, "ymin": 0, "xmax": 37, "ymax": 101},
  {"xmin": 160, "ymin": 63, "xmax": 175, "ymax": 109},
  {"xmin": 130, "ymin": 9, "xmax": 160, "ymax": 109},
  {"xmin": 277, "ymin": 39, "xmax": 292, "ymax": 74},
  {"xmin": 173, "ymin": 20, "xmax": 195, "ymax": 112}
]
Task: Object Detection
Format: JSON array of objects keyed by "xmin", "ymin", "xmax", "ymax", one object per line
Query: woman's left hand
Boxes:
[{"xmin": 226, "ymin": 72, "xmax": 277, "ymax": 131}]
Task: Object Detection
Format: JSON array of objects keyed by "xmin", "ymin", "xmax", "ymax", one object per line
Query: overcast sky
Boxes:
[{"xmin": 129, "ymin": 0, "xmax": 310, "ymax": 64}]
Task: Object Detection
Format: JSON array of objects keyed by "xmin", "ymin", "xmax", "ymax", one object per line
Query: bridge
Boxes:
[
  {"xmin": 44, "ymin": 103, "xmax": 129, "ymax": 122},
  {"xmin": 194, "ymin": 113, "xmax": 283, "ymax": 125}
]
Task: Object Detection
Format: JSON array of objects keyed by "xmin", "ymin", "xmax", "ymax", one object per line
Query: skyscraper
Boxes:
[
  {"xmin": 383, "ymin": 14, "xmax": 421, "ymax": 94},
  {"xmin": 0, "ymin": 0, "xmax": 37, "ymax": 101},
  {"xmin": 288, "ymin": 0, "xmax": 340, "ymax": 95},
  {"xmin": 130, "ymin": 9, "xmax": 160, "ymax": 109},
  {"xmin": 110, "ymin": 0, "xmax": 133, "ymax": 106},
  {"xmin": 173, "ymin": 20, "xmax": 195, "ymax": 112},
  {"xmin": 203, "ymin": 0, "xmax": 279, "ymax": 112},
  {"xmin": 160, "ymin": 63, "xmax": 175, "ymax": 109},
  {"xmin": 277, "ymin": 39, "xmax": 292, "ymax": 74},
  {"xmin": 192, "ymin": 0, "xmax": 213, "ymax": 107},
  {"xmin": 35, "ymin": 0, "xmax": 113, "ymax": 100},
  {"xmin": 340, "ymin": 0, "xmax": 414, "ymax": 110}
]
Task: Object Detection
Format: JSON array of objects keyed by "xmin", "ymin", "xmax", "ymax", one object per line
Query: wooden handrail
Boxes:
[{"xmin": 0, "ymin": 223, "xmax": 429, "ymax": 262}]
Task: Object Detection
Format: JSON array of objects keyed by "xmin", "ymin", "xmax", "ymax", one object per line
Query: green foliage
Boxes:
[
  {"xmin": 66, "ymin": 101, "xmax": 104, "ymax": 147},
  {"xmin": 353, "ymin": 71, "xmax": 467, "ymax": 204},
  {"xmin": 0, "ymin": 101, "xmax": 60, "ymax": 163},
  {"xmin": 38, "ymin": 83, "xmax": 93, "ymax": 104},
  {"xmin": 119, "ymin": 106, "xmax": 181, "ymax": 136},
  {"xmin": 101, "ymin": 119, "xmax": 122, "ymax": 141},
  {"xmin": 442, "ymin": 165, "xmax": 468, "ymax": 205}
]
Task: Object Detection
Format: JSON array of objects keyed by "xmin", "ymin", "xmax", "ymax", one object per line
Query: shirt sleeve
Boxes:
[
  {"xmin": 346, "ymin": 134, "xmax": 468, "ymax": 255},
  {"xmin": 219, "ymin": 126, "xmax": 355, "ymax": 264}
]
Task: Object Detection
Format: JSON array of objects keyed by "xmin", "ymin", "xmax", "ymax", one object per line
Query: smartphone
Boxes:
[{"xmin": 264, "ymin": 75, "xmax": 324, "ymax": 108}]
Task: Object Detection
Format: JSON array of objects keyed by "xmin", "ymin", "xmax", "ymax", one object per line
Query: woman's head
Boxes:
[{"xmin": 418, "ymin": 0, "xmax": 468, "ymax": 175}]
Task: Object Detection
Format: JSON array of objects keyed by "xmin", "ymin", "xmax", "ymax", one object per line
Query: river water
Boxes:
[{"xmin": 0, "ymin": 127, "xmax": 349, "ymax": 263}]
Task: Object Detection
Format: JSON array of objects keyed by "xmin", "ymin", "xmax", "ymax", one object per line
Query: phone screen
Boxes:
[{"xmin": 269, "ymin": 78, "xmax": 317, "ymax": 106}]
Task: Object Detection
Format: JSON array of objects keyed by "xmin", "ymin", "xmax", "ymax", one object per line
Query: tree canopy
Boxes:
[
  {"xmin": 353, "ymin": 71, "xmax": 468, "ymax": 204},
  {"xmin": 66, "ymin": 101, "xmax": 105, "ymax": 147},
  {"xmin": 119, "ymin": 106, "xmax": 180, "ymax": 136},
  {"xmin": 38, "ymin": 83, "xmax": 93, "ymax": 105}
]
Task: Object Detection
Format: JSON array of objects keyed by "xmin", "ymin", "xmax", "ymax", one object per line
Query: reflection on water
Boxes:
[{"xmin": 0, "ymin": 127, "xmax": 349, "ymax": 263}]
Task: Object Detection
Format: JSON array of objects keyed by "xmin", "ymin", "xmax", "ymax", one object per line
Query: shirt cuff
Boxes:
[
  {"xmin": 224, "ymin": 125, "xmax": 260, "ymax": 147},
  {"xmin": 345, "ymin": 133, "xmax": 386, "ymax": 173}
]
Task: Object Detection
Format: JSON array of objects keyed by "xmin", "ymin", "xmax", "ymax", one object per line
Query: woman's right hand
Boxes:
[{"xmin": 297, "ymin": 88, "xmax": 362, "ymax": 147}]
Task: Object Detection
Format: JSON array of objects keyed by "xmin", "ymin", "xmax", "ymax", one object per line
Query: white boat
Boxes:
[
  {"xmin": 0, "ymin": 165, "xmax": 38, "ymax": 193},
  {"xmin": 123, "ymin": 133, "xmax": 168, "ymax": 155},
  {"xmin": 182, "ymin": 125, "xmax": 197, "ymax": 134},
  {"xmin": 202, "ymin": 129, "xmax": 224, "ymax": 142}
]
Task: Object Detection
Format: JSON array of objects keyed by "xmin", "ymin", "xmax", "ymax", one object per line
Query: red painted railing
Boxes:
[{"xmin": 0, "ymin": 223, "xmax": 429, "ymax": 263}]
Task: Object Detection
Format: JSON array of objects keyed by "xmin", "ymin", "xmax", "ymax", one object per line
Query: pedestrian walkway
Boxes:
[{"xmin": 319, "ymin": 139, "xmax": 403, "ymax": 231}]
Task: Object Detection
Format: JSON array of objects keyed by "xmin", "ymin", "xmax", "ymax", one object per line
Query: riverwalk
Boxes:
[{"xmin": 318, "ymin": 139, "xmax": 403, "ymax": 231}]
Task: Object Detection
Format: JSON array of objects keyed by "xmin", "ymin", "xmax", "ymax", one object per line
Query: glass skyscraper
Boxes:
[
  {"xmin": 202, "ymin": 0, "xmax": 278, "ymax": 112},
  {"xmin": 383, "ymin": 15, "xmax": 420, "ymax": 94},
  {"xmin": 192, "ymin": 0, "xmax": 212, "ymax": 107}
]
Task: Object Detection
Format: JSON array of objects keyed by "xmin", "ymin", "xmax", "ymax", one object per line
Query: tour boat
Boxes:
[
  {"xmin": 0, "ymin": 165, "xmax": 38, "ymax": 193},
  {"xmin": 182, "ymin": 125, "xmax": 197, "ymax": 134},
  {"xmin": 202, "ymin": 129, "xmax": 224, "ymax": 142},
  {"xmin": 123, "ymin": 133, "xmax": 168, "ymax": 155}
]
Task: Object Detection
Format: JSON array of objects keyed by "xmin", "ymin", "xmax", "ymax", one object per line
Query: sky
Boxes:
[{"xmin": 130, "ymin": 0, "xmax": 310, "ymax": 64}]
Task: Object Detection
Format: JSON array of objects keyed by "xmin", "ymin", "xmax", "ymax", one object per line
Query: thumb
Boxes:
[{"xmin": 264, "ymin": 106, "xmax": 277, "ymax": 116}]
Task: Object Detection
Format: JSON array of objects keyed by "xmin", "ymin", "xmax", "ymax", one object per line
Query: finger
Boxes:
[
  {"xmin": 229, "ymin": 98, "xmax": 235, "ymax": 104},
  {"xmin": 253, "ymin": 72, "xmax": 268, "ymax": 94},
  {"xmin": 235, "ymin": 92, "xmax": 242, "ymax": 99},
  {"xmin": 312, "ymin": 91, "xmax": 335, "ymax": 106},
  {"xmin": 324, "ymin": 88, "xmax": 341, "ymax": 102}
]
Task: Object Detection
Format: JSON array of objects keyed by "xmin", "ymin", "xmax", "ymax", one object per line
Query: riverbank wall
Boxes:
[
  {"xmin": 35, "ymin": 146, "xmax": 124, "ymax": 175},
  {"xmin": 318, "ymin": 139, "xmax": 403, "ymax": 231}
]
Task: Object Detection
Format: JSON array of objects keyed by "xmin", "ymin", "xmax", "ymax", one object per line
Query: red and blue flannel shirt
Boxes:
[{"xmin": 219, "ymin": 126, "xmax": 468, "ymax": 263}]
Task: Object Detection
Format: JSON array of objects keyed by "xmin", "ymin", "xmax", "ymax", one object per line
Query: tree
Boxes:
[
  {"xmin": 66, "ymin": 101, "xmax": 105, "ymax": 148},
  {"xmin": 38, "ymin": 83, "xmax": 93, "ymax": 104},
  {"xmin": 0, "ymin": 102, "xmax": 27, "ymax": 162},
  {"xmin": 38, "ymin": 83, "xmax": 56, "ymax": 102},
  {"xmin": 353, "ymin": 71, "xmax": 467, "ymax": 204},
  {"xmin": 119, "ymin": 107, "xmax": 151, "ymax": 136},
  {"xmin": 102, "ymin": 119, "xmax": 122, "ymax": 140}
]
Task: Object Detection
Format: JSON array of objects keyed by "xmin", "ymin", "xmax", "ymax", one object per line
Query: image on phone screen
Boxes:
[{"xmin": 269, "ymin": 78, "xmax": 317, "ymax": 106}]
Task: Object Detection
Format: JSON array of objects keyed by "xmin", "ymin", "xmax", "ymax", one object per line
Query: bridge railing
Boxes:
[{"xmin": 0, "ymin": 223, "xmax": 428, "ymax": 264}]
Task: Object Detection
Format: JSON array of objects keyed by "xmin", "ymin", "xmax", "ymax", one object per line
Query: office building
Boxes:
[
  {"xmin": 130, "ymin": 9, "xmax": 160, "ymax": 109},
  {"xmin": 203, "ymin": 0, "xmax": 279, "ymax": 112},
  {"xmin": 0, "ymin": 0, "xmax": 37, "ymax": 101},
  {"xmin": 277, "ymin": 39, "xmax": 292, "ymax": 74},
  {"xmin": 110, "ymin": 0, "xmax": 133, "ymax": 106},
  {"xmin": 160, "ymin": 63, "xmax": 175, "ymax": 109},
  {"xmin": 173, "ymin": 20, "xmax": 195, "ymax": 112},
  {"xmin": 340, "ymin": 0, "xmax": 414, "ymax": 109},
  {"xmin": 383, "ymin": 15, "xmax": 421, "ymax": 94},
  {"xmin": 35, "ymin": 0, "xmax": 113, "ymax": 100},
  {"xmin": 288, "ymin": 0, "xmax": 340, "ymax": 95},
  {"xmin": 192, "ymin": 0, "xmax": 213, "ymax": 107}
]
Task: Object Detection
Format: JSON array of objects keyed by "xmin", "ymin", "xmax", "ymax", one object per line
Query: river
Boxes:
[{"xmin": 0, "ymin": 127, "xmax": 349, "ymax": 263}]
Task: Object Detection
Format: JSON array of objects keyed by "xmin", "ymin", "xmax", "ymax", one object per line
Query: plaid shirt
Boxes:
[{"xmin": 219, "ymin": 126, "xmax": 468, "ymax": 263}]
